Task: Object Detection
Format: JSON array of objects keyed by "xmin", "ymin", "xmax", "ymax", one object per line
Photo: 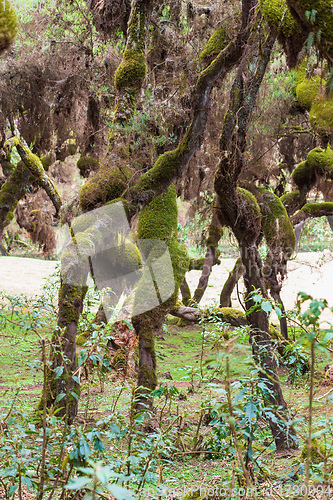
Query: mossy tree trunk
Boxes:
[
  {"xmin": 215, "ymin": 28, "xmax": 297, "ymax": 449},
  {"xmin": 0, "ymin": 160, "xmax": 31, "ymax": 239},
  {"xmin": 38, "ymin": 282, "xmax": 88, "ymax": 421}
]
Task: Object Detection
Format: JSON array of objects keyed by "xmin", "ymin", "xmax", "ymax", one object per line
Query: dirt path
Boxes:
[{"xmin": 1, "ymin": 251, "xmax": 333, "ymax": 324}]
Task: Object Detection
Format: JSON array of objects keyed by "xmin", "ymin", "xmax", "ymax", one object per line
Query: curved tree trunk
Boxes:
[
  {"xmin": 220, "ymin": 256, "xmax": 244, "ymax": 307},
  {"xmin": 193, "ymin": 208, "xmax": 223, "ymax": 304},
  {"xmin": 215, "ymin": 28, "xmax": 297, "ymax": 449}
]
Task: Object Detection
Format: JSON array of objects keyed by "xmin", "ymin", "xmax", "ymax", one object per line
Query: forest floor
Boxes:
[{"xmin": 1, "ymin": 251, "xmax": 333, "ymax": 498}]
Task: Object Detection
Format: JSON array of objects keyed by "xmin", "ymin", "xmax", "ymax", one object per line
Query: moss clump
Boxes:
[
  {"xmin": 77, "ymin": 156, "xmax": 99, "ymax": 178},
  {"xmin": 292, "ymin": 160, "xmax": 315, "ymax": 190},
  {"xmin": 206, "ymin": 220, "xmax": 223, "ymax": 248},
  {"xmin": 296, "ymin": 75, "xmax": 322, "ymax": 110},
  {"xmin": 112, "ymin": 349, "xmax": 127, "ymax": 371},
  {"xmin": 259, "ymin": 189, "xmax": 296, "ymax": 255},
  {"xmin": 293, "ymin": 146, "xmax": 333, "ymax": 193},
  {"xmin": 208, "ymin": 307, "xmax": 246, "ymax": 327},
  {"xmin": 307, "ymin": 144, "xmax": 333, "ymax": 176},
  {"xmin": 189, "ymin": 256, "xmax": 205, "ymax": 270},
  {"xmin": 40, "ymin": 154, "xmax": 53, "ymax": 170},
  {"xmin": 280, "ymin": 190, "xmax": 301, "ymax": 214},
  {"xmin": 309, "ymin": 95, "xmax": 333, "ymax": 136},
  {"xmin": 200, "ymin": 26, "xmax": 227, "ymax": 60},
  {"xmin": 260, "ymin": 0, "xmax": 298, "ymax": 36},
  {"xmin": 114, "ymin": 49, "xmax": 147, "ymax": 91},
  {"xmin": 79, "ymin": 164, "xmax": 131, "ymax": 212},
  {"xmin": 0, "ymin": 1, "xmax": 17, "ymax": 55},
  {"xmin": 138, "ymin": 184, "xmax": 178, "ymax": 246},
  {"xmin": 300, "ymin": 438, "xmax": 325, "ymax": 464},
  {"xmin": 309, "ymin": 96, "xmax": 333, "ymax": 136},
  {"xmin": 103, "ymin": 235, "xmax": 141, "ymax": 271},
  {"xmin": 236, "ymin": 187, "xmax": 262, "ymax": 242}
]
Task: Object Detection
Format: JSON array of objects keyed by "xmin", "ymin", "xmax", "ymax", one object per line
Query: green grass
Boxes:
[{"xmin": 1, "ymin": 289, "xmax": 333, "ymax": 498}]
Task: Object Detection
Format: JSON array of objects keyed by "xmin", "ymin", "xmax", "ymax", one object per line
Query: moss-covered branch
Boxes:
[
  {"xmin": 128, "ymin": 0, "xmax": 257, "ymax": 211},
  {"xmin": 6, "ymin": 137, "xmax": 62, "ymax": 214},
  {"xmin": 113, "ymin": 0, "xmax": 153, "ymax": 123},
  {"xmin": 292, "ymin": 202, "xmax": 333, "ymax": 225}
]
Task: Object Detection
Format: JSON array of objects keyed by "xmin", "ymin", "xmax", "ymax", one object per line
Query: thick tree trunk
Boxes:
[
  {"xmin": 239, "ymin": 244, "xmax": 297, "ymax": 449},
  {"xmin": 38, "ymin": 282, "xmax": 87, "ymax": 422},
  {"xmin": 214, "ymin": 29, "xmax": 297, "ymax": 449}
]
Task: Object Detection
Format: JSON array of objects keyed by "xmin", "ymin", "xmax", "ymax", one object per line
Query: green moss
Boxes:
[
  {"xmin": 301, "ymin": 201, "xmax": 333, "ymax": 215},
  {"xmin": 296, "ymin": 75, "xmax": 323, "ymax": 110},
  {"xmin": 237, "ymin": 187, "xmax": 261, "ymax": 218},
  {"xmin": 189, "ymin": 256, "xmax": 205, "ymax": 270},
  {"xmin": 206, "ymin": 219, "xmax": 223, "ymax": 248},
  {"xmin": 114, "ymin": 49, "xmax": 147, "ymax": 91},
  {"xmin": 112, "ymin": 349, "xmax": 127, "ymax": 371},
  {"xmin": 259, "ymin": 189, "xmax": 296, "ymax": 255},
  {"xmin": 300, "ymin": 438, "xmax": 325, "ymax": 464},
  {"xmin": 207, "ymin": 307, "xmax": 246, "ymax": 327},
  {"xmin": 280, "ymin": 190, "xmax": 300, "ymax": 210},
  {"xmin": 292, "ymin": 160, "xmax": 315, "ymax": 189},
  {"xmin": 138, "ymin": 184, "xmax": 178, "ymax": 244},
  {"xmin": 58, "ymin": 283, "xmax": 88, "ymax": 325},
  {"xmin": 260, "ymin": 0, "xmax": 298, "ymax": 36},
  {"xmin": 200, "ymin": 26, "xmax": 227, "ymax": 60},
  {"xmin": 307, "ymin": 144, "xmax": 333, "ymax": 175},
  {"xmin": 0, "ymin": 0, "xmax": 17, "ymax": 55},
  {"xmin": 40, "ymin": 154, "xmax": 53, "ymax": 170},
  {"xmin": 309, "ymin": 94, "xmax": 333, "ymax": 136},
  {"xmin": 103, "ymin": 235, "xmax": 141, "ymax": 271},
  {"xmin": 77, "ymin": 156, "xmax": 99, "ymax": 178},
  {"xmin": 79, "ymin": 164, "xmax": 131, "ymax": 212},
  {"xmin": 131, "ymin": 131, "xmax": 190, "ymax": 202}
]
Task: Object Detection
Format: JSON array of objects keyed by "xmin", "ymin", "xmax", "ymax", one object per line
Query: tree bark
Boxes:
[
  {"xmin": 215, "ymin": 29, "xmax": 297, "ymax": 449},
  {"xmin": 193, "ymin": 208, "xmax": 223, "ymax": 304},
  {"xmin": 220, "ymin": 256, "xmax": 244, "ymax": 307}
]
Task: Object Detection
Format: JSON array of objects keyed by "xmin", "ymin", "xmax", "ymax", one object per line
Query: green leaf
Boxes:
[
  {"xmin": 54, "ymin": 366, "xmax": 64, "ymax": 379},
  {"xmin": 9, "ymin": 485, "xmax": 18, "ymax": 497},
  {"xmin": 21, "ymin": 476, "xmax": 33, "ymax": 489},
  {"xmin": 245, "ymin": 400, "xmax": 257, "ymax": 424},
  {"xmin": 55, "ymin": 392, "xmax": 66, "ymax": 403},
  {"xmin": 261, "ymin": 301, "xmax": 272, "ymax": 315},
  {"xmin": 323, "ymin": 331, "xmax": 333, "ymax": 344},
  {"xmin": 65, "ymin": 476, "xmax": 91, "ymax": 490},
  {"xmin": 106, "ymin": 484, "xmax": 135, "ymax": 499}
]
